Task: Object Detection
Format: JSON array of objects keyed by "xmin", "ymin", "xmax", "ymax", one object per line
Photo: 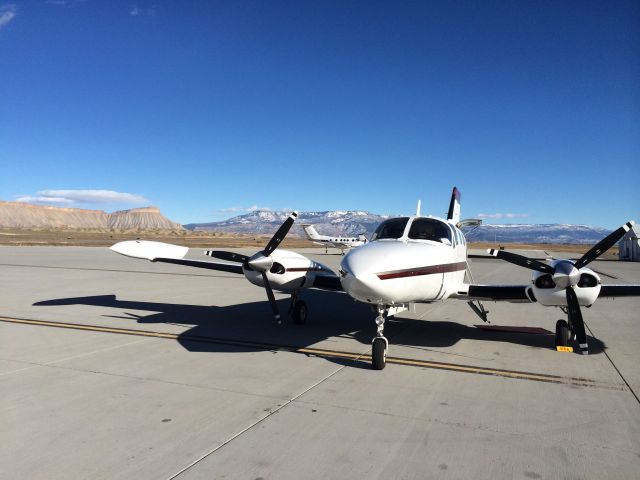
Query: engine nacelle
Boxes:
[
  {"xmin": 531, "ymin": 266, "xmax": 601, "ymax": 307},
  {"xmin": 243, "ymin": 249, "xmax": 333, "ymax": 291}
]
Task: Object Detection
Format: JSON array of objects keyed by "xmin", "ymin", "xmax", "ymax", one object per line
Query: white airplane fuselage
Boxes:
[
  {"xmin": 301, "ymin": 224, "xmax": 367, "ymax": 251},
  {"xmin": 339, "ymin": 216, "xmax": 467, "ymax": 305}
]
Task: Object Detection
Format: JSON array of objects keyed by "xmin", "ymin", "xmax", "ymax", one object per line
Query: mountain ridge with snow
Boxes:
[{"xmin": 185, "ymin": 210, "xmax": 611, "ymax": 244}]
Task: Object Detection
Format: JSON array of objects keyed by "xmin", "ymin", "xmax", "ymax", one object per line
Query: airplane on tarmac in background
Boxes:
[
  {"xmin": 110, "ymin": 187, "xmax": 640, "ymax": 370},
  {"xmin": 300, "ymin": 224, "xmax": 368, "ymax": 254}
]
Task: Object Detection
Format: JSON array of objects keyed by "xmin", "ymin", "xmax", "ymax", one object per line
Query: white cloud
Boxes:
[
  {"xmin": 477, "ymin": 213, "xmax": 529, "ymax": 219},
  {"xmin": 218, "ymin": 205, "xmax": 272, "ymax": 214},
  {"xmin": 247, "ymin": 205, "xmax": 272, "ymax": 212},
  {"xmin": 16, "ymin": 189, "xmax": 149, "ymax": 206},
  {"xmin": 16, "ymin": 195, "xmax": 74, "ymax": 205},
  {"xmin": 0, "ymin": 4, "xmax": 17, "ymax": 30},
  {"xmin": 130, "ymin": 4, "xmax": 156, "ymax": 17}
]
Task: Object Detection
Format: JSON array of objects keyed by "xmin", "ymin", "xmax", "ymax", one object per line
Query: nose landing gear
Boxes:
[
  {"xmin": 372, "ymin": 307, "xmax": 388, "ymax": 370},
  {"xmin": 369, "ymin": 304, "xmax": 409, "ymax": 369}
]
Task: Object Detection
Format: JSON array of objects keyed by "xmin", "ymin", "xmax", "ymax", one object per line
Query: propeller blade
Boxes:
[
  {"xmin": 574, "ymin": 221, "xmax": 635, "ymax": 269},
  {"xmin": 262, "ymin": 212, "xmax": 298, "ymax": 257},
  {"xmin": 566, "ymin": 287, "xmax": 588, "ymax": 355},
  {"xmin": 487, "ymin": 249, "xmax": 555, "ymax": 274},
  {"xmin": 261, "ymin": 272, "xmax": 281, "ymax": 323},
  {"xmin": 205, "ymin": 250, "xmax": 250, "ymax": 264}
]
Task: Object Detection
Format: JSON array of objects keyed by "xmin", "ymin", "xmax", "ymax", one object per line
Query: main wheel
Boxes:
[
  {"xmin": 371, "ymin": 337, "xmax": 387, "ymax": 370},
  {"xmin": 555, "ymin": 319, "xmax": 570, "ymax": 347},
  {"xmin": 292, "ymin": 300, "xmax": 308, "ymax": 325}
]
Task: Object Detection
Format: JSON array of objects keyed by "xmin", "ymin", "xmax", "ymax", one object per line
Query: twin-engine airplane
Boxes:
[
  {"xmin": 300, "ymin": 224, "xmax": 367, "ymax": 254},
  {"xmin": 110, "ymin": 188, "xmax": 640, "ymax": 369}
]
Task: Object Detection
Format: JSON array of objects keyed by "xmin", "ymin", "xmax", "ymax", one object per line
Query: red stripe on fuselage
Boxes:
[{"xmin": 376, "ymin": 261, "xmax": 467, "ymax": 280}]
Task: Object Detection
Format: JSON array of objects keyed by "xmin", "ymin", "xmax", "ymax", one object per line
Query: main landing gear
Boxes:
[
  {"xmin": 555, "ymin": 319, "xmax": 572, "ymax": 348},
  {"xmin": 288, "ymin": 291, "xmax": 308, "ymax": 325},
  {"xmin": 555, "ymin": 315, "xmax": 588, "ymax": 354}
]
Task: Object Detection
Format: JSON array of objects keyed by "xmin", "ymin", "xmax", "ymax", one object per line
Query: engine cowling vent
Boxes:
[
  {"xmin": 578, "ymin": 273, "xmax": 598, "ymax": 288},
  {"xmin": 269, "ymin": 262, "xmax": 285, "ymax": 275},
  {"xmin": 535, "ymin": 274, "xmax": 556, "ymax": 289}
]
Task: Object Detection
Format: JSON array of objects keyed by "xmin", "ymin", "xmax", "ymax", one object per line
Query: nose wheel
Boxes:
[{"xmin": 371, "ymin": 307, "xmax": 388, "ymax": 370}]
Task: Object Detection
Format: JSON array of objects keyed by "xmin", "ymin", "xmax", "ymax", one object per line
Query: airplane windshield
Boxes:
[
  {"xmin": 408, "ymin": 218, "xmax": 452, "ymax": 244},
  {"xmin": 371, "ymin": 217, "xmax": 409, "ymax": 240}
]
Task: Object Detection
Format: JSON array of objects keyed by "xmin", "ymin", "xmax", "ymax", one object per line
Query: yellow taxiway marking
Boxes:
[{"xmin": 0, "ymin": 315, "xmax": 623, "ymax": 390}]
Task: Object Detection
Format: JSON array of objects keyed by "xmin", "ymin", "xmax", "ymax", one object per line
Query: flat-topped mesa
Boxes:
[
  {"xmin": 107, "ymin": 207, "xmax": 182, "ymax": 230},
  {"xmin": 0, "ymin": 201, "xmax": 109, "ymax": 228},
  {"xmin": 0, "ymin": 201, "xmax": 183, "ymax": 230}
]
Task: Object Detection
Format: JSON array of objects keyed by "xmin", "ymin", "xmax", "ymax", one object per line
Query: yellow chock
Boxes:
[{"xmin": 556, "ymin": 346, "xmax": 574, "ymax": 353}]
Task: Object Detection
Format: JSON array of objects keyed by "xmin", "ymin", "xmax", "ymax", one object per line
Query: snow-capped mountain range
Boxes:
[{"xmin": 184, "ymin": 211, "xmax": 611, "ymax": 244}]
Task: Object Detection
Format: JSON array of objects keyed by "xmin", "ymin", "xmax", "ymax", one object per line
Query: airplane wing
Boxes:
[
  {"xmin": 453, "ymin": 283, "xmax": 640, "ymax": 303},
  {"xmin": 312, "ymin": 274, "xmax": 343, "ymax": 291},
  {"xmin": 453, "ymin": 284, "xmax": 533, "ymax": 302},
  {"xmin": 110, "ymin": 240, "xmax": 243, "ymax": 275},
  {"xmin": 598, "ymin": 285, "xmax": 640, "ymax": 297},
  {"xmin": 151, "ymin": 257, "xmax": 243, "ymax": 274}
]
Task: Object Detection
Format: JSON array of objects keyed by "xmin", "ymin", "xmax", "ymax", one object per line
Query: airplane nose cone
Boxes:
[
  {"xmin": 553, "ymin": 261, "xmax": 580, "ymax": 289},
  {"xmin": 340, "ymin": 247, "xmax": 387, "ymax": 303},
  {"xmin": 247, "ymin": 253, "xmax": 273, "ymax": 272}
]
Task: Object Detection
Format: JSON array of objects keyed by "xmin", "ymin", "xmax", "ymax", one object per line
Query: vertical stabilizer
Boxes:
[
  {"xmin": 416, "ymin": 200, "xmax": 421, "ymax": 217},
  {"xmin": 447, "ymin": 187, "xmax": 461, "ymax": 224},
  {"xmin": 301, "ymin": 224, "xmax": 321, "ymax": 240}
]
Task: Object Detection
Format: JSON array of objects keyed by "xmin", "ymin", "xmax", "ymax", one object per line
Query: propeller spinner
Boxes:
[
  {"xmin": 488, "ymin": 220, "xmax": 635, "ymax": 354},
  {"xmin": 205, "ymin": 212, "xmax": 299, "ymax": 323}
]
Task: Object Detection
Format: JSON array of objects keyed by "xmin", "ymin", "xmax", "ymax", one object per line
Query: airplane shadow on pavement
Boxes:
[{"xmin": 34, "ymin": 291, "xmax": 606, "ymax": 363}]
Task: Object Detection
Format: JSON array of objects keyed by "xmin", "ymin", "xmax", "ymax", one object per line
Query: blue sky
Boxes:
[{"xmin": 1, "ymin": 1, "xmax": 638, "ymax": 228}]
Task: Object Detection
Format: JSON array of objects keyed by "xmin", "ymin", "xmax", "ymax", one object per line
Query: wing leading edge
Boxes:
[
  {"xmin": 110, "ymin": 240, "xmax": 244, "ymax": 275},
  {"xmin": 454, "ymin": 284, "xmax": 534, "ymax": 302},
  {"xmin": 455, "ymin": 283, "xmax": 640, "ymax": 303}
]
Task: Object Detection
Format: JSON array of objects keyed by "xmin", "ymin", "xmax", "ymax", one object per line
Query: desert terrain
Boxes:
[{"xmin": 0, "ymin": 227, "xmax": 619, "ymax": 259}]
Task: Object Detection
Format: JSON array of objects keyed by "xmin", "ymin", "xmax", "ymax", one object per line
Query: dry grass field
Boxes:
[
  {"xmin": 0, "ymin": 228, "xmax": 315, "ymax": 249},
  {"xmin": 0, "ymin": 228, "xmax": 618, "ymax": 258}
]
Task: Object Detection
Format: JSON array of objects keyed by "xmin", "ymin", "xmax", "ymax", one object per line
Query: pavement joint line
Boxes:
[
  {"xmin": 167, "ymin": 352, "xmax": 363, "ymax": 480},
  {"xmin": 0, "ymin": 315, "xmax": 626, "ymax": 391},
  {"xmin": 0, "ymin": 262, "xmax": 244, "ymax": 279},
  {"xmin": 3, "ymin": 357, "xmax": 299, "ymax": 401},
  {"xmin": 0, "ymin": 337, "xmax": 150, "ymax": 377},
  {"xmin": 583, "ymin": 320, "xmax": 640, "ymax": 406}
]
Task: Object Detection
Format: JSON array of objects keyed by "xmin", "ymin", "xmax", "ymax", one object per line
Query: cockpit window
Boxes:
[
  {"xmin": 371, "ymin": 217, "xmax": 409, "ymax": 240},
  {"xmin": 408, "ymin": 218, "xmax": 453, "ymax": 244}
]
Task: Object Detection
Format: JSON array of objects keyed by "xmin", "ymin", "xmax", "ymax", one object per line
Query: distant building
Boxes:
[{"xmin": 618, "ymin": 227, "xmax": 640, "ymax": 261}]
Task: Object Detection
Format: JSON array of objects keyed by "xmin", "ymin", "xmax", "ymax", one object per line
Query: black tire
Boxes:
[
  {"xmin": 372, "ymin": 337, "xmax": 387, "ymax": 370},
  {"xmin": 292, "ymin": 300, "xmax": 308, "ymax": 325},
  {"xmin": 555, "ymin": 319, "xmax": 570, "ymax": 347}
]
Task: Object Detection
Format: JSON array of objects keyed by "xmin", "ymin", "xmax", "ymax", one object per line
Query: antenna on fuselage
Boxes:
[{"xmin": 416, "ymin": 200, "xmax": 421, "ymax": 217}]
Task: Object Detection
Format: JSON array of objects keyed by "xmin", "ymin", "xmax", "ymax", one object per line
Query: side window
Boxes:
[{"xmin": 455, "ymin": 228, "xmax": 462, "ymax": 246}]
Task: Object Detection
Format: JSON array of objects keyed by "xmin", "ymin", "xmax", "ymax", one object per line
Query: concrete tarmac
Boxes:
[{"xmin": 1, "ymin": 246, "xmax": 639, "ymax": 479}]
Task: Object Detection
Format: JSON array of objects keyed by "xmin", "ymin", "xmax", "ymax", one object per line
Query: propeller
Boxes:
[
  {"xmin": 205, "ymin": 212, "xmax": 299, "ymax": 323},
  {"xmin": 488, "ymin": 220, "xmax": 635, "ymax": 354},
  {"xmin": 487, "ymin": 249, "xmax": 554, "ymax": 274},
  {"xmin": 574, "ymin": 221, "xmax": 634, "ymax": 269}
]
